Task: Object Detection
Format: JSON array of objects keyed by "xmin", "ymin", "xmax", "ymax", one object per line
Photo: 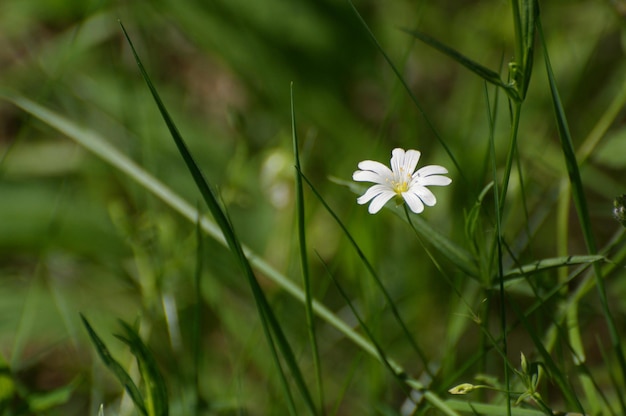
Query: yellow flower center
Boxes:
[
  {"xmin": 390, "ymin": 167, "xmax": 411, "ymax": 194},
  {"xmin": 392, "ymin": 180, "xmax": 409, "ymax": 194}
]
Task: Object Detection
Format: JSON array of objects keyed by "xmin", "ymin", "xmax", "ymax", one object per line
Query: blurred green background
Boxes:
[{"xmin": 1, "ymin": 0, "xmax": 626, "ymax": 414}]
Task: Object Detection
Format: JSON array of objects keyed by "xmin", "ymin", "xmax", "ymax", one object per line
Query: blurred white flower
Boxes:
[{"xmin": 352, "ymin": 148, "xmax": 451, "ymax": 214}]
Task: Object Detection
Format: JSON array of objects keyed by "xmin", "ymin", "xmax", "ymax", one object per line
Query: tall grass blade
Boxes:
[
  {"xmin": 538, "ymin": 18, "xmax": 626, "ymax": 389},
  {"xmin": 80, "ymin": 315, "xmax": 147, "ymax": 416},
  {"xmin": 115, "ymin": 321, "xmax": 169, "ymax": 416},
  {"xmin": 291, "ymin": 84, "xmax": 323, "ymax": 411},
  {"xmin": 118, "ymin": 22, "xmax": 316, "ymax": 414}
]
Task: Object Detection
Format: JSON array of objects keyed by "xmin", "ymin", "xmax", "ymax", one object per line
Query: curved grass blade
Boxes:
[
  {"xmin": 401, "ymin": 28, "xmax": 519, "ymax": 102},
  {"xmin": 118, "ymin": 22, "xmax": 315, "ymax": 414},
  {"xmin": 115, "ymin": 321, "xmax": 169, "ymax": 416},
  {"xmin": 80, "ymin": 315, "xmax": 147, "ymax": 416},
  {"xmin": 501, "ymin": 255, "xmax": 605, "ymax": 280}
]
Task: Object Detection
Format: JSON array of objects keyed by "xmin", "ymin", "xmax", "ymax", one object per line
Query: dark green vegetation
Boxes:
[{"xmin": 1, "ymin": 1, "xmax": 626, "ymax": 415}]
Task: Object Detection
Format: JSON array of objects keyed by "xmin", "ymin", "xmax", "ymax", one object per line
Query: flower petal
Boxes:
[
  {"xmin": 417, "ymin": 175, "xmax": 452, "ymax": 187},
  {"xmin": 353, "ymin": 169, "xmax": 388, "ymax": 184},
  {"xmin": 356, "ymin": 184, "xmax": 390, "ymax": 204},
  {"xmin": 390, "ymin": 148, "xmax": 406, "ymax": 175},
  {"xmin": 410, "ymin": 186, "xmax": 437, "ymax": 206},
  {"xmin": 402, "ymin": 149, "xmax": 421, "ymax": 175},
  {"xmin": 357, "ymin": 160, "xmax": 393, "ymax": 177},
  {"xmin": 367, "ymin": 191, "xmax": 396, "ymax": 214},
  {"xmin": 402, "ymin": 191, "xmax": 425, "ymax": 214},
  {"xmin": 415, "ymin": 165, "xmax": 448, "ymax": 177}
]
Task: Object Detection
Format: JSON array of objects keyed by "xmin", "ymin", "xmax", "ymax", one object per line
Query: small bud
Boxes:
[
  {"xmin": 448, "ymin": 383, "xmax": 476, "ymax": 395},
  {"xmin": 520, "ymin": 352, "xmax": 528, "ymax": 374}
]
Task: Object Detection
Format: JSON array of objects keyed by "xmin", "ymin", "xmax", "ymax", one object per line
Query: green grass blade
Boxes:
[
  {"xmin": 115, "ymin": 321, "xmax": 169, "ymax": 416},
  {"xmin": 538, "ymin": 18, "xmax": 626, "ymax": 388},
  {"xmin": 510, "ymin": 0, "xmax": 538, "ymax": 99},
  {"xmin": 444, "ymin": 399, "xmax": 544, "ymax": 415},
  {"xmin": 519, "ymin": 0, "xmax": 538, "ymax": 98},
  {"xmin": 401, "ymin": 28, "xmax": 518, "ymax": 101},
  {"xmin": 118, "ymin": 22, "xmax": 316, "ymax": 414},
  {"xmin": 291, "ymin": 84, "xmax": 323, "ymax": 411},
  {"xmin": 501, "ymin": 255, "xmax": 605, "ymax": 280},
  {"xmin": 80, "ymin": 315, "xmax": 147, "ymax": 416}
]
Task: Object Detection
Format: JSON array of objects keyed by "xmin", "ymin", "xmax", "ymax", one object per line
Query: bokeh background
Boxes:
[{"xmin": 1, "ymin": 0, "xmax": 626, "ymax": 414}]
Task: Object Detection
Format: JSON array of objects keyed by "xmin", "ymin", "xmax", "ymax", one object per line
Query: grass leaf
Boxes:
[
  {"xmin": 115, "ymin": 321, "xmax": 169, "ymax": 416},
  {"xmin": 80, "ymin": 315, "xmax": 147, "ymax": 416},
  {"xmin": 502, "ymin": 255, "xmax": 605, "ymax": 280},
  {"xmin": 401, "ymin": 28, "xmax": 519, "ymax": 101}
]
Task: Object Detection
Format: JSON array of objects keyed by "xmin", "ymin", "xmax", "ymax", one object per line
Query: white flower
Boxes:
[{"xmin": 352, "ymin": 148, "xmax": 451, "ymax": 214}]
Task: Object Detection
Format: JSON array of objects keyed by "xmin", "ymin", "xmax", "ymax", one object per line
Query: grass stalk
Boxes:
[
  {"xmin": 486, "ymin": 84, "xmax": 512, "ymax": 415},
  {"xmin": 291, "ymin": 84, "xmax": 324, "ymax": 411}
]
